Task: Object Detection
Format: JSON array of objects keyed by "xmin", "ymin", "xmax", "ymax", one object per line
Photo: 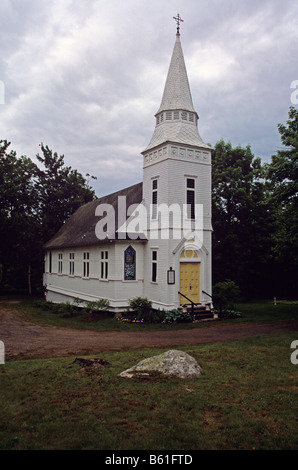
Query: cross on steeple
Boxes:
[{"xmin": 173, "ymin": 13, "xmax": 184, "ymax": 35}]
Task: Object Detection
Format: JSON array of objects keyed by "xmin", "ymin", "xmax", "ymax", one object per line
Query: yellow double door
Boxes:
[{"xmin": 180, "ymin": 262, "xmax": 201, "ymax": 305}]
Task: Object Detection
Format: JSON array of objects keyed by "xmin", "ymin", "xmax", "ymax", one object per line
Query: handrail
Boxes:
[
  {"xmin": 178, "ymin": 291, "xmax": 199, "ymax": 319},
  {"xmin": 178, "ymin": 291, "xmax": 198, "ymax": 305},
  {"xmin": 202, "ymin": 290, "xmax": 212, "ymax": 299}
]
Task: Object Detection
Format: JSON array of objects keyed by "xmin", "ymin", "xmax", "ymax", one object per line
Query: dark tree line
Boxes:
[
  {"xmin": 0, "ymin": 142, "xmax": 96, "ymax": 294},
  {"xmin": 212, "ymin": 106, "xmax": 298, "ymax": 299},
  {"xmin": 0, "ymin": 106, "xmax": 297, "ymax": 298}
]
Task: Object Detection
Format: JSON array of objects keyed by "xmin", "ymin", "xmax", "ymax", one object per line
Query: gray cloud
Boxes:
[{"xmin": 0, "ymin": 0, "xmax": 297, "ymax": 196}]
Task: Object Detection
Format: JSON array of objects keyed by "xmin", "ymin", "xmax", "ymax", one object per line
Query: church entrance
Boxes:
[{"xmin": 179, "ymin": 249, "xmax": 201, "ymax": 305}]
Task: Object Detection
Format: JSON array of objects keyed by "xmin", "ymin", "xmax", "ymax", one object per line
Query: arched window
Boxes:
[{"xmin": 124, "ymin": 245, "xmax": 136, "ymax": 280}]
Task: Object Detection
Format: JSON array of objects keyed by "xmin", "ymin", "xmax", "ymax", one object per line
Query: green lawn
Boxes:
[
  {"xmin": 9, "ymin": 298, "xmax": 298, "ymax": 332},
  {"xmin": 1, "ymin": 298, "xmax": 298, "ymax": 450},
  {"xmin": 1, "ymin": 333, "xmax": 298, "ymax": 450}
]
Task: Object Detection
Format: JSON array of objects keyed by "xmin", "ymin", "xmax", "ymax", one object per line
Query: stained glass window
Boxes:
[{"xmin": 124, "ymin": 245, "xmax": 136, "ymax": 280}]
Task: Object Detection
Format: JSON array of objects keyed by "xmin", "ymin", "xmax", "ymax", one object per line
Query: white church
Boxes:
[{"xmin": 43, "ymin": 18, "xmax": 213, "ymax": 316}]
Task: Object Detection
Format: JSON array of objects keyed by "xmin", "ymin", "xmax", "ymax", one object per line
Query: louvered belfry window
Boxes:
[
  {"xmin": 186, "ymin": 178, "xmax": 195, "ymax": 220},
  {"xmin": 152, "ymin": 179, "xmax": 158, "ymax": 219}
]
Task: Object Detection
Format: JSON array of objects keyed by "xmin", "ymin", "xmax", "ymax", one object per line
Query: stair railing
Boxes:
[
  {"xmin": 178, "ymin": 291, "xmax": 199, "ymax": 320},
  {"xmin": 202, "ymin": 290, "xmax": 212, "ymax": 299}
]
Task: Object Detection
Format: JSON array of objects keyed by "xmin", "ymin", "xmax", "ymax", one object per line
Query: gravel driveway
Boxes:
[{"xmin": 1, "ymin": 301, "xmax": 298, "ymax": 360}]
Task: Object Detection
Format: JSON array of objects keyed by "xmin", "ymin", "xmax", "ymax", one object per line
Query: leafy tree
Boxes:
[
  {"xmin": 267, "ymin": 107, "xmax": 298, "ymax": 202},
  {"xmin": 212, "ymin": 140, "xmax": 274, "ymax": 298},
  {"xmin": 266, "ymin": 107, "xmax": 298, "ymax": 296},
  {"xmin": 35, "ymin": 143, "xmax": 97, "ymax": 242},
  {"xmin": 0, "ymin": 140, "xmax": 39, "ymax": 291},
  {"xmin": 212, "ymin": 279, "xmax": 240, "ymax": 315},
  {"xmin": 0, "ymin": 141, "xmax": 97, "ymax": 294}
]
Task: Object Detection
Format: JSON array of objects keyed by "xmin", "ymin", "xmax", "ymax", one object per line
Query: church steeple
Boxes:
[
  {"xmin": 157, "ymin": 25, "xmax": 196, "ymax": 115},
  {"xmin": 141, "ymin": 18, "xmax": 213, "ymax": 311},
  {"xmin": 142, "ymin": 19, "xmax": 210, "ymax": 154}
]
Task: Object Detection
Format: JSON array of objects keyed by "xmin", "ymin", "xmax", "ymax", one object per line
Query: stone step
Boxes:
[{"xmin": 185, "ymin": 305, "xmax": 214, "ymax": 321}]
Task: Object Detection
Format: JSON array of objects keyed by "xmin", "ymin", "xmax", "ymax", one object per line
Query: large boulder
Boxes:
[{"xmin": 119, "ymin": 349, "xmax": 203, "ymax": 379}]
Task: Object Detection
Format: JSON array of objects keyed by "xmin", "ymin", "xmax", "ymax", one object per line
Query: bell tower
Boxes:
[{"xmin": 141, "ymin": 16, "xmax": 212, "ymax": 310}]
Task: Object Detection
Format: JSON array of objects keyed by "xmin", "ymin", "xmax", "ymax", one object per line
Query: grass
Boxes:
[
  {"xmin": 5, "ymin": 298, "xmax": 298, "ymax": 332},
  {"xmin": 1, "ymin": 298, "xmax": 298, "ymax": 450},
  {"xmin": 1, "ymin": 333, "xmax": 298, "ymax": 450}
]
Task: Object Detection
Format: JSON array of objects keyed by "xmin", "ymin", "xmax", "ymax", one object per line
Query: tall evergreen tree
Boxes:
[
  {"xmin": 212, "ymin": 140, "xmax": 274, "ymax": 298},
  {"xmin": 0, "ymin": 140, "xmax": 39, "ymax": 290},
  {"xmin": 266, "ymin": 107, "xmax": 298, "ymax": 296},
  {"xmin": 35, "ymin": 144, "xmax": 97, "ymax": 243},
  {"xmin": 0, "ymin": 141, "xmax": 97, "ymax": 293}
]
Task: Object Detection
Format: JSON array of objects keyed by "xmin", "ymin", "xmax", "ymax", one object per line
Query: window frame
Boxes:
[
  {"xmin": 186, "ymin": 177, "xmax": 196, "ymax": 220},
  {"xmin": 151, "ymin": 178, "xmax": 158, "ymax": 220},
  {"xmin": 83, "ymin": 252, "xmax": 90, "ymax": 278},
  {"xmin": 58, "ymin": 253, "xmax": 63, "ymax": 274},
  {"xmin": 124, "ymin": 245, "xmax": 136, "ymax": 281},
  {"xmin": 100, "ymin": 250, "xmax": 109, "ymax": 280},
  {"xmin": 151, "ymin": 250, "xmax": 158, "ymax": 283},
  {"xmin": 69, "ymin": 252, "xmax": 75, "ymax": 276}
]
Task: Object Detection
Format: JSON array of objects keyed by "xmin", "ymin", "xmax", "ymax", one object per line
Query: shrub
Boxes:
[
  {"xmin": 32, "ymin": 300, "xmax": 57, "ymax": 312},
  {"xmin": 82, "ymin": 299, "xmax": 110, "ymax": 317},
  {"xmin": 164, "ymin": 309, "xmax": 192, "ymax": 323},
  {"xmin": 221, "ymin": 309, "xmax": 242, "ymax": 319},
  {"xmin": 56, "ymin": 301, "xmax": 82, "ymax": 317},
  {"xmin": 128, "ymin": 297, "xmax": 152, "ymax": 322},
  {"xmin": 212, "ymin": 279, "xmax": 240, "ymax": 316}
]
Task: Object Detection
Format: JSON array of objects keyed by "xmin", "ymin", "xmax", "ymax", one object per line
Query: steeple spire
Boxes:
[
  {"xmin": 157, "ymin": 30, "xmax": 196, "ymax": 115},
  {"xmin": 142, "ymin": 18, "xmax": 210, "ymax": 153}
]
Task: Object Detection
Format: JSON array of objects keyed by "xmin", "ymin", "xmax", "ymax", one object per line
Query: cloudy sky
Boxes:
[{"xmin": 1, "ymin": 0, "xmax": 297, "ymax": 197}]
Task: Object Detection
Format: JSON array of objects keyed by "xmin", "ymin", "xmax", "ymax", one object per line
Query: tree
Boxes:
[
  {"xmin": 35, "ymin": 144, "xmax": 97, "ymax": 243},
  {"xmin": 212, "ymin": 279, "xmax": 240, "ymax": 315},
  {"xmin": 266, "ymin": 107, "xmax": 298, "ymax": 296},
  {"xmin": 212, "ymin": 140, "xmax": 274, "ymax": 298},
  {"xmin": 267, "ymin": 107, "xmax": 298, "ymax": 203},
  {"xmin": 0, "ymin": 140, "xmax": 39, "ymax": 291},
  {"xmin": 0, "ymin": 141, "xmax": 97, "ymax": 294}
]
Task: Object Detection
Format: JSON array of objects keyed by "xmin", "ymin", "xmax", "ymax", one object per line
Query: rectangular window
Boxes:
[
  {"xmin": 69, "ymin": 253, "xmax": 75, "ymax": 276},
  {"xmin": 83, "ymin": 252, "xmax": 90, "ymax": 278},
  {"xmin": 152, "ymin": 179, "xmax": 158, "ymax": 219},
  {"xmin": 152, "ymin": 250, "xmax": 157, "ymax": 283},
  {"xmin": 58, "ymin": 253, "xmax": 63, "ymax": 274},
  {"xmin": 186, "ymin": 178, "xmax": 195, "ymax": 219},
  {"xmin": 100, "ymin": 251, "xmax": 108, "ymax": 280}
]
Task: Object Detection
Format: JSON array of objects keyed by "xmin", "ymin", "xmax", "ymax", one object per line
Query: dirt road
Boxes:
[{"xmin": 1, "ymin": 301, "xmax": 298, "ymax": 360}]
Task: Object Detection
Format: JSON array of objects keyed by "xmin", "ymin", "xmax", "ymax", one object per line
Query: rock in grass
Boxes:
[{"xmin": 119, "ymin": 350, "xmax": 203, "ymax": 379}]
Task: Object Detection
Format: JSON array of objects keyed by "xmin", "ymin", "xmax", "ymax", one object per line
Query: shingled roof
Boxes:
[
  {"xmin": 142, "ymin": 32, "xmax": 211, "ymax": 154},
  {"xmin": 44, "ymin": 182, "xmax": 145, "ymax": 250}
]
